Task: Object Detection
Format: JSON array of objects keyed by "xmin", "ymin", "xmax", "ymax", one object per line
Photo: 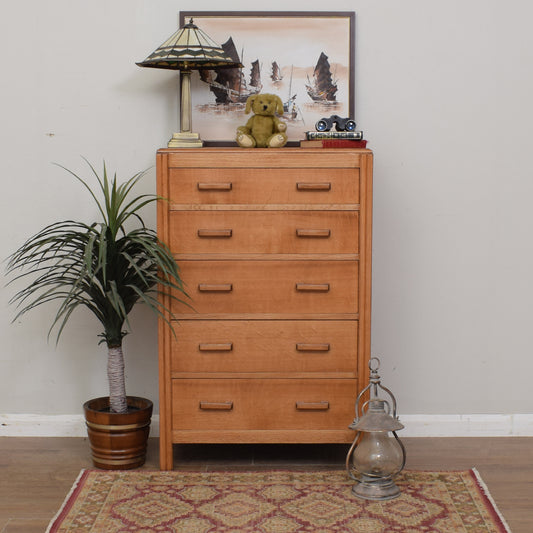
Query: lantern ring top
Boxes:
[{"xmin": 369, "ymin": 357, "xmax": 381, "ymax": 372}]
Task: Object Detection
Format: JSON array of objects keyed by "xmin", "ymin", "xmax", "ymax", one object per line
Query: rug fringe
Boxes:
[
  {"xmin": 471, "ymin": 468, "xmax": 513, "ymax": 533},
  {"xmin": 45, "ymin": 469, "xmax": 87, "ymax": 533}
]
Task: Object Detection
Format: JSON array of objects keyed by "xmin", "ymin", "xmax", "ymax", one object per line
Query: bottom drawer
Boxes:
[{"xmin": 171, "ymin": 379, "xmax": 358, "ymax": 431}]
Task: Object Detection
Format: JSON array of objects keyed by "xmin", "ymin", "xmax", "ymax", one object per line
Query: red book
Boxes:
[{"xmin": 322, "ymin": 139, "xmax": 368, "ymax": 148}]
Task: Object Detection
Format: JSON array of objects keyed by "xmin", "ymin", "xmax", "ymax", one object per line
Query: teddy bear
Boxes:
[{"xmin": 236, "ymin": 93, "xmax": 288, "ymax": 148}]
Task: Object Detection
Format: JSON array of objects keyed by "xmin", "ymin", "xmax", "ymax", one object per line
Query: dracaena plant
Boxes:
[{"xmin": 6, "ymin": 160, "xmax": 187, "ymax": 413}]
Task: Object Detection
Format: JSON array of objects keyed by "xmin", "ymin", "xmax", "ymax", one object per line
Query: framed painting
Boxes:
[{"xmin": 180, "ymin": 11, "xmax": 355, "ymax": 145}]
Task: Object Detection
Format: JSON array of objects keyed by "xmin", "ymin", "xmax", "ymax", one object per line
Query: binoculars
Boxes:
[{"xmin": 315, "ymin": 115, "xmax": 357, "ymax": 132}]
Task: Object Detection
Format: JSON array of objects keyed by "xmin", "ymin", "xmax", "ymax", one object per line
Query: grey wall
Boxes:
[{"xmin": 1, "ymin": 0, "xmax": 532, "ymax": 420}]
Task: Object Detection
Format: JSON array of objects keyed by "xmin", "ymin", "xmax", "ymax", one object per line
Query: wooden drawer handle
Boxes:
[
  {"xmin": 198, "ymin": 283, "xmax": 233, "ymax": 292},
  {"xmin": 296, "ymin": 343, "xmax": 330, "ymax": 352},
  {"xmin": 199, "ymin": 343, "xmax": 233, "ymax": 352},
  {"xmin": 296, "ymin": 229, "xmax": 331, "ymax": 238},
  {"xmin": 197, "ymin": 182, "xmax": 232, "ymax": 191},
  {"xmin": 197, "ymin": 229, "xmax": 233, "ymax": 238},
  {"xmin": 296, "ymin": 283, "xmax": 330, "ymax": 292},
  {"xmin": 199, "ymin": 401, "xmax": 233, "ymax": 410},
  {"xmin": 296, "ymin": 401, "xmax": 330, "ymax": 411},
  {"xmin": 296, "ymin": 182, "xmax": 331, "ymax": 191}
]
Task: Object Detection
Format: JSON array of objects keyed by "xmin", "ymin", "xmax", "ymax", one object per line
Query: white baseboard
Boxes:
[
  {"xmin": 0, "ymin": 414, "xmax": 532, "ymax": 437},
  {"xmin": 0, "ymin": 414, "xmax": 160, "ymax": 437},
  {"xmin": 400, "ymin": 414, "xmax": 533, "ymax": 437}
]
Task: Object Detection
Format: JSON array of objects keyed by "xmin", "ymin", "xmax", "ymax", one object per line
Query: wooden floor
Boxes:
[{"xmin": 0, "ymin": 437, "xmax": 531, "ymax": 532}]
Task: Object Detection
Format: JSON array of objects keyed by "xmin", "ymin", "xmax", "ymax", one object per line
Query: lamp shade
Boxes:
[{"xmin": 136, "ymin": 18, "xmax": 242, "ymax": 71}]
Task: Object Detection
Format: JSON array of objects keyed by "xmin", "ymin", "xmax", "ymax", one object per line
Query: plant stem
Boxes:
[{"xmin": 108, "ymin": 345, "xmax": 127, "ymax": 413}]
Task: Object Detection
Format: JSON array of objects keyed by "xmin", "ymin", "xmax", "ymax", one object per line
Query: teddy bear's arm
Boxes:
[
  {"xmin": 237, "ymin": 116, "xmax": 257, "ymax": 134},
  {"xmin": 272, "ymin": 116, "xmax": 287, "ymax": 132}
]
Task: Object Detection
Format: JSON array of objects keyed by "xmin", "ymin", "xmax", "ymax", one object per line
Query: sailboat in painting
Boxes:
[
  {"xmin": 271, "ymin": 61, "xmax": 283, "ymax": 82},
  {"xmin": 283, "ymin": 65, "xmax": 301, "ymax": 121},
  {"xmin": 306, "ymin": 52, "xmax": 338, "ymax": 103},
  {"xmin": 248, "ymin": 59, "xmax": 262, "ymax": 94},
  {"xmin": 199, "ymin": 37, "xmax": 262, "ymax": 104}
]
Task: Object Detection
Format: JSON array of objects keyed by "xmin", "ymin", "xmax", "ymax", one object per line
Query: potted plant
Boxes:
[{"xmin": 6, "ymin": 159, "xmax": 187, "ymax": 469}]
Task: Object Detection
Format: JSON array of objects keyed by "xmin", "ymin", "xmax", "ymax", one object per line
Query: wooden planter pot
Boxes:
[{"xmin": 83, "ymin": 396, "xmax": 153, "ymax": 470}]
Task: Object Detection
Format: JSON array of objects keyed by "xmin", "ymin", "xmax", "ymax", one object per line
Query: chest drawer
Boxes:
[
  {"xmin": 169, "ymin": 211, "xmax": 359, "ymax": 254},
  {"xmin": 171, "ymin": 378, "xmax": 358, "ymax": 431},
  {"xmin": 173, "ymin": 260, "xmax": 358, "ymax": 315},
  {"xmin": 171, "ymin": 320, "xmax": 358, "ymax": 374},
  {"xmin": 168, "ymin": 167, "xmax": 359, "ymax": 205}
]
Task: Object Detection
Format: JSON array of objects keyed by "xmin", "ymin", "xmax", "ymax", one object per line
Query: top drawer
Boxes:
[{"xmin": 167, "ymin": 168, "xmax": 359, "ymax": 205}]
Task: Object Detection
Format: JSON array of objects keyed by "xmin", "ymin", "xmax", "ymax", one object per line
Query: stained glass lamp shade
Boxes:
[{"xmin": 137, "ymin": 18, "xmax": 242, "ymax": 147}]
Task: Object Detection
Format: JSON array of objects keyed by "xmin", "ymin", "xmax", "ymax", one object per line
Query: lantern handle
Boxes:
[
  {"xmin": 394, "ymin": 431, "xmax": 407, "ymax": 473},
  {"xmin": 345, "ymin": 431, "xmax": 361, "ymax": 481},
  {"xmin": 369, "ymin": 357, "xmax": 380, "ymax": 372},
  {"xmin": 377, "ymin": 384, "xmax": 399, "ymax": 418}
]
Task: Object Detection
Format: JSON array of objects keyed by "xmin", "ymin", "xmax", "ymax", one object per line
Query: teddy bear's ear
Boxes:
[
  {"xmin": 245, "ymin": 95, "xmax": 256, "ymax": 114},
  {"xmin": 274, "ymin": 95, "xmax": 284, "ymax": 115}
]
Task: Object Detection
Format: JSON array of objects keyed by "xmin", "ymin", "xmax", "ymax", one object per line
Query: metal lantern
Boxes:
[{"xmin": 346, "ymin": 357, "xmax": 406, "ymax": 500}]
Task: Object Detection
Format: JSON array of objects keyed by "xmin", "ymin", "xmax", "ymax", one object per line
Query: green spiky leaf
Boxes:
[{"xmin": 6, "ymin": 160, "xmax": 189, "ymax": 348}]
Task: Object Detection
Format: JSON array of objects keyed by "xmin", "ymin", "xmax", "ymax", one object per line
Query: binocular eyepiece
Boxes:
[{"xmin": 315, "ymin": 115, "xmax": 357, "ymax": 132}]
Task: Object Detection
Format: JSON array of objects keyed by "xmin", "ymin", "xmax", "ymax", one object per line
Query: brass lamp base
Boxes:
[
  {"xmin": 167, "ymin": 132, "xmax": 203, "ymax": 148},
  {"xmin": 351, "ymin": 476, "xmax": 401, "ymax": 501}
]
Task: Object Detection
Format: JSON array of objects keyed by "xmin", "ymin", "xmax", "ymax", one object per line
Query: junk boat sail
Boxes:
[
  {"xmin": 306, "ymin": 52, "xmax": 338, "ymax": 102},
  {"xmin": 271, "ymin": 61, "xmax": 283, "ymax": 82},
  {"xmin": 248, "ymin": 59, "xmax": 262, "ymax": 93},
  {"xmin": 199, "ymin": 37, "xmax": 262, "ymax": 104}
]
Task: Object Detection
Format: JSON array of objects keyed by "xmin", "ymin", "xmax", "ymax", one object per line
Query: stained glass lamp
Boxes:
[{"xmin": 137, "ymin": 18, "xmax": 242, "ymax": 147}]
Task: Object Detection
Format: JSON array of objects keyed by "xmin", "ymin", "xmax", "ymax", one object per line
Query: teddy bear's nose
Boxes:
[{"xmin": 263, "ymin": 105, "xmax": 268, "ymax": 111}]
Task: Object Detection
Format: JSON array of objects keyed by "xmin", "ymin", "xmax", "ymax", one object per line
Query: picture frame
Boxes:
[{"xmin": 180, "ymin": 11, "xmax": 355, "ymax": 145}]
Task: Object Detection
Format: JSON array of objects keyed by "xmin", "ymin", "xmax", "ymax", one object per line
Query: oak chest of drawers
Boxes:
[{"xmin": 156, "ymin": 148, "xmax": 373, "ymax": 470}]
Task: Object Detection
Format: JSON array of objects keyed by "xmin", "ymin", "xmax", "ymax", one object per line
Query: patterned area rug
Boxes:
[{"xmin": 47, "ymin": 469, "xmax": 510, "ymax": 532}]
